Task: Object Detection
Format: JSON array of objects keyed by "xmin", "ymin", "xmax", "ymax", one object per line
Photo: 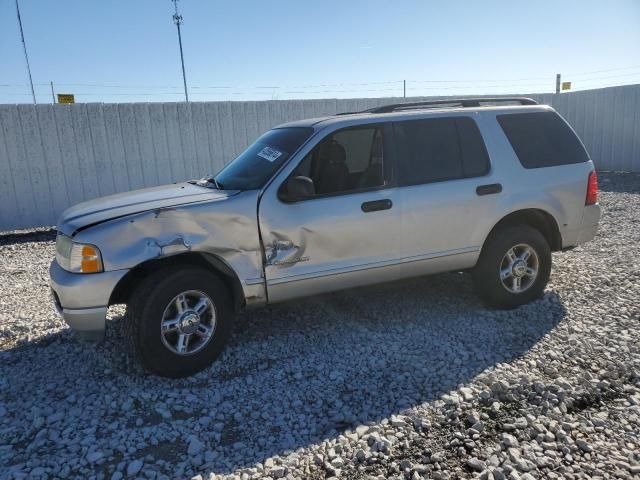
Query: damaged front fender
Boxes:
[{"xmin": 71, "ymin": 190, "xmax": 267, "ymax": 307}]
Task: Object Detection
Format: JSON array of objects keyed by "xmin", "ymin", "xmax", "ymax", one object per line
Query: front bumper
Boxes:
[{"xmin": 49, "ymin": 260, "xmax": 128, "ymax": 341}]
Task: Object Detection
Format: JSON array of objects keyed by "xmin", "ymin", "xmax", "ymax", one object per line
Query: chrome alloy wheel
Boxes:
[
  {"xmin": 499, "ymin": 243, "xmax": 539, "ymax": 294},
  {"xmin": 160, "ymin": 290, "xmax": 216, "ymax": 355}
]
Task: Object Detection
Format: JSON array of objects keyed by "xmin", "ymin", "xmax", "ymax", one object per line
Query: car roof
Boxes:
[{"xmin": 275, "ymin": 104, "xmax": 554, "ymax": 130}]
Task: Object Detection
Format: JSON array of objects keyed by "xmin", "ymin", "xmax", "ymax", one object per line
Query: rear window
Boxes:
[
  {"xmin": 497, "ymin": 111, "xmax": 589, "ymax": 169},
  {"xmin": 394, "ymin": 116, "xmax": 490, "ymax": 186}
]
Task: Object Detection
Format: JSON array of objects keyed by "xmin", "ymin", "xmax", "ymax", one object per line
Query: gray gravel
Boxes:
[{"xmin": 1, "ymin": 172, "xmax": 639, "ymax": 480}]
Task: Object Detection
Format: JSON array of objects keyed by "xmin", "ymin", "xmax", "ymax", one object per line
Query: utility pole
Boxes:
[
  {"xmin": 50, "ymin": 81, "xmax": 56, "ymax": 103},
  {"xmin": 15, "ymin": 0, "xmax": 36, "ymax": 104},
  {"xmin": 172, "ymin": 0, "xmax": 189, "ymax": 102},
  {"xmin": 403, "ymin": 80, "xmax": 406, "ymax": 98},
  {"xmin": 555, "ymin": 73, "xmax": 561, "ymax": 94}
]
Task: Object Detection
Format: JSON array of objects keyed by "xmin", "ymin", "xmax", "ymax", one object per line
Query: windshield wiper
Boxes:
[{"xmin": 209, "ymin": 177, "xmax": 223, "ymax": 190}]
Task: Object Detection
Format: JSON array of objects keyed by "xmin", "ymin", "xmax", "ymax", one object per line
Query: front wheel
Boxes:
[
  {"xmin": 473, "ymin": 225, "xmax": 551, "ymax": 309},
  {"xmin": 124, "ymin": 266, "xmax": 234, "ymax": 377}
]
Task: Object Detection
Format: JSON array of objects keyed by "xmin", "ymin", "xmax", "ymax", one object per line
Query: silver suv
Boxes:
[{"xmin": 50, "ymin": 98, "xmax": 601, "ymax": 377}]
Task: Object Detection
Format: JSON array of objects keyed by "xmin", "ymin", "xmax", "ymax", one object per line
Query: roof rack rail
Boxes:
[{"xmin": 338, "ymin": 97, "xmax": 538, "ymax": 115}]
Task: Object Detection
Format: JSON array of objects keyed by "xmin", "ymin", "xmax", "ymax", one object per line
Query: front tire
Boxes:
[
  {"xmin": 124, "ymin": 266, "xmax": 233, "ymax": 377},
  {"xmin": 473, "ymin": 225, "xmax": 551, "ymax": 309}
]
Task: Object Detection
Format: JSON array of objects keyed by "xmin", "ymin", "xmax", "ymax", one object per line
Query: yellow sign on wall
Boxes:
[
  {"xmin": 57, "ymin": 94, "xmax": 75, "ymax": 104},
  {"xmin": 561, "ymin": 82, "xmax": 572, "ymax": 91}
]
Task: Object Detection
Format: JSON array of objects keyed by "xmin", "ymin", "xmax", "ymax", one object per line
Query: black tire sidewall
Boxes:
[
  {"xmin": 133, "ymin": 268, "xmax": 233, "ymax": 377},
  {"xmin": 474, "ymin": 225, "xmax": 551, "ymax": 309}
]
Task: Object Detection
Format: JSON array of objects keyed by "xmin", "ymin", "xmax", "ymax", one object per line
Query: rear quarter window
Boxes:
[{"xmin": 497, "ymin": 111, "xmax": 589, "ymax": 169}]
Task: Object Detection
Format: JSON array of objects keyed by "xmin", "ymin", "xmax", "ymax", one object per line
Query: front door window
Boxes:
[{"xmin": 283, "ymin": 126, "xmax": 385, "ymax": 199}]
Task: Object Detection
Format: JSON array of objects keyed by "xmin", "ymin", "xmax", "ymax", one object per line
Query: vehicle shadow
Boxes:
[
  {"xmin": 1, "ymin": 272, "xmax": 566, "ymax": 478},
  {"xmin": 598, "ymin": 171, "xmax": 640, "ymax": 194}
]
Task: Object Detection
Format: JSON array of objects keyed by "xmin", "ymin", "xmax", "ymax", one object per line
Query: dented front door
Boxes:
[{"xmin": 258, "ymin": 188, "xmax": 400, "ymax": 303}]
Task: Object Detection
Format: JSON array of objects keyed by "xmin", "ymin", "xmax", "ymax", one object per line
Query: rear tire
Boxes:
[
  {"xmin": 124, "ymin": 266, "xmax": 233, "ymax": 378},
  {"xmin": 473, "ymin": 224, "xmax": 551, "ymax": 309}
]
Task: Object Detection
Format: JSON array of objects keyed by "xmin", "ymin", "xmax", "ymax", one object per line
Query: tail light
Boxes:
[{"xmin": 585, "ymin": 170, "xmax": 598, "ymax": 205}]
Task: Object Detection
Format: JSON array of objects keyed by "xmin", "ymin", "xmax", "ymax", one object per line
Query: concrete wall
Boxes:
[{"xmin": 0, "ymin": 84, "xmax": 639, "ymax": 231}]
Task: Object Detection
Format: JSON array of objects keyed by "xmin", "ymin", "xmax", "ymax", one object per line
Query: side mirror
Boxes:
[{"xmin": 285, "ymin": 176, "xmax": 315, "ymax": 201}]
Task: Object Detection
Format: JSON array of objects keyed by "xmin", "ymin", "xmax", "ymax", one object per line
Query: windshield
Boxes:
[{"xmin": 212, "ymin": 127, "xmax": 314, "ymax": 190}]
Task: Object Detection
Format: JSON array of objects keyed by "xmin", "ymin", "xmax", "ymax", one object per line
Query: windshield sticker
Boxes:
[{"xmin": 257, "ymin": 146, "xmax": 283, "ymax": 162}]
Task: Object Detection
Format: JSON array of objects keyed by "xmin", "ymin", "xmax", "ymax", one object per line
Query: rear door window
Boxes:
[
  {"xmin": 394, "ymin": 116, "xmax": 490, "ymax": 186},
  {"xmin": 497, "ymin": 111, "xmax": 589, "ymax": 168}
]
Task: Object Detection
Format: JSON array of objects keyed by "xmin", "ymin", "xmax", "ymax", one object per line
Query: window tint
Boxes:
[
  {"xmin": 286, "ymin": 126, "xmax": 385, "ymax": 198},
  {"xmin": 457, "ymin": 117, "xmax": 491, "ymax": 177},
  {"xmin": 497, "ymin": 111, "xmax": 589, "ymax": 169},
  {"xmin": 394, "ymin": 117, "xmax": 489, "ymax": 186}
]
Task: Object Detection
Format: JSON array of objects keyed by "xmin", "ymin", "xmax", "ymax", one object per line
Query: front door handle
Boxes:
[
  {"xmin": 361, "ymin": 199, "xmax": 393, "ymax": 213},
  {"xmin": 476, "ymin": 183, "xmax": 502, "ymax": 196}
]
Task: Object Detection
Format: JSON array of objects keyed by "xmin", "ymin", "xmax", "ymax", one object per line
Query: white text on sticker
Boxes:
[{"xmin": 257, "ymin": 146, "xmax": 283, "ymax": 162}]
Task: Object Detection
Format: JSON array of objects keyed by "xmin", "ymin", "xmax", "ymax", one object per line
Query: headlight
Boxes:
[{"xmin": 56, "ymin": 234, "xmax": 103, "ymax": 273}]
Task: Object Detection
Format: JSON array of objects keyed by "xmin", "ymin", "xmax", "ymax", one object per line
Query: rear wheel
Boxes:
[
  {"xmin": 124, "ymin": 266, "xmax": 233, "ymax": 377},
  {"xmin": 473, "ymin": 225, "xmax": 551, "ymax": 309}
]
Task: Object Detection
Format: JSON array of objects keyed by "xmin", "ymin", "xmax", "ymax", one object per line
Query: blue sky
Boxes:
[{"xmin": 1, "ymin": 0, "xmax": 639, "ymax": 104}]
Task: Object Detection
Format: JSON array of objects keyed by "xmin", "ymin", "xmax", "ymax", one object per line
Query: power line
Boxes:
[
  {"xmin": 20, "ymin": 80, "xmax": 404, "ymax": 89},
  {"xmin": 0, "ymin": 80, "xmax": 551, "ymax": 92},
  {"xmin": 3, "ymin": 62, "xmax": 640, "ymax": 99},
  {"xmin": 565, "ymin": 64, "xmax": 640, "ymax": 77},
  {"xmin": 2, "ymin": 64, "xmax": 640, "ymax": 92},
  {"xmin": 409, "ymin": 81, "xmax": 551, "ymax": 88},
  {"xmin": 569, "ymin": 81, "xmax": 640, "ymax": 92},
  {"xmin": 2, "ymin": 78, "xmax": 635, "ymax": 95},
  {"xmin": 286, "ymin": 80, "xmax": 403, "ymax": 88},
  {"xmin": 33, "ymin": 83, "xmax": 198, "ymax": 89},
  {"xmin": 3, "ymin": 84, "xmax": 540, "ymax": 96},
  {"xmin": 2, "ymin": 73, "xmax": 640, "ymax": 102},
  {"xmin": 566, "ymin": 72, "xmax": 640, "ymax": 83},
  {"xmin": 4, "ymin": 82, "xmax": 639, "ymax": 100},
  {"xmin": 408, "ymin": 76, "xmax": 550, "ymax": 83}
]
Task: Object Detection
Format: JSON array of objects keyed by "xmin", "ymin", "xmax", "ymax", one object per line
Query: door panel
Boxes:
[
  {"xmin": 392, "ymin": 115, "xmax": 501, "ymax": 269},
  {"xmin": 398, "ymin": 177, "xmax": 497, "ymax": 259},
  {"xmin": 258, "ymin": 189, "xmax": 400, "ymax": 302},
  {"xmin": 258, "ymin": 122, "xmax": 401, "ymax": 302}
]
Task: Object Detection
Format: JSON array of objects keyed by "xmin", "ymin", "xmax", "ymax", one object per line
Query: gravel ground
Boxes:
[{"xmin": 1, "ymin": 172, "xmax": 639, "ymax": 480}]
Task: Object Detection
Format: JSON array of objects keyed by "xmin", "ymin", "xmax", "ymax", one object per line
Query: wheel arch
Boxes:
[
  {"xmin": 483, "ymin": 208, "xmax": 562, "ymax": 252},
  {"xmin": 109, "ymin": 252, "xmax": 245, "ymax": 311}
]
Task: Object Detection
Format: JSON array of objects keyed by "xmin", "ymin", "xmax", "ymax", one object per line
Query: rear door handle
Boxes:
[
  {"xmin": 361, "ymin": 199, "xmax": 393, "ymax": 213},
  {"xmin": 476, "ymin": 183, "xmax": 502, "ymax": 196}
]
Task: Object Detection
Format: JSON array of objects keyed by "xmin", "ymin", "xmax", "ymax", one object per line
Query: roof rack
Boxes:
[{"xmin": 338, "ymin": 97, "xmax": 538, "ymax": 115}]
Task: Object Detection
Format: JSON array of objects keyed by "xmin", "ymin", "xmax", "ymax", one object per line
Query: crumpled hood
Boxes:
[{"xmin": 58, "ymin": 182, "xmax": 234, "ymax": 236}]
